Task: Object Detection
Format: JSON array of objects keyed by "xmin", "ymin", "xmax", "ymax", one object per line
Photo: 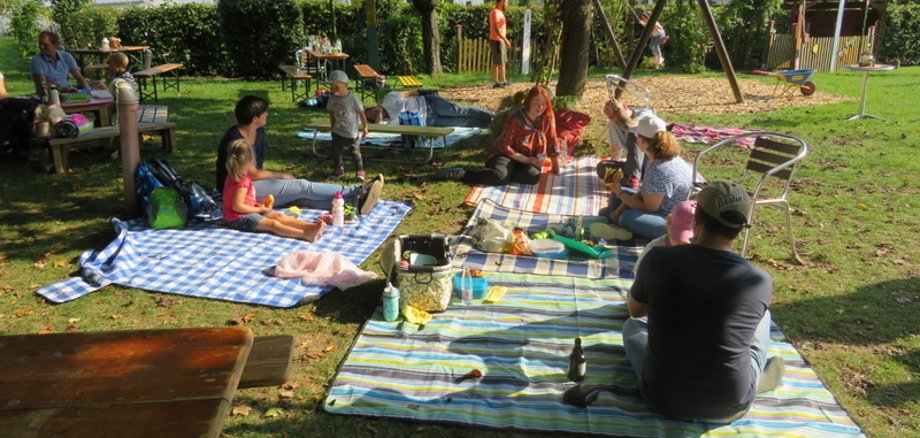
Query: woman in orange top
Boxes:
[
  {"xmin": 438, "ymin": 86, "xmax": 560, "ymax": 186},
  {"xmin": 489, "ymin": 0, "xmax": 511, "ymax": 88}
]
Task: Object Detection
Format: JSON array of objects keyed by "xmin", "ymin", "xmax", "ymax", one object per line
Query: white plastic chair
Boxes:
[{"xmin": 691, "ymin": 132, "xmax": 809, "ymax": 261}]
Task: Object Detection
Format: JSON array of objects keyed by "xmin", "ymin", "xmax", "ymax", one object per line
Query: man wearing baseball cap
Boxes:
[{"xmin": 622, "ymin": 181, "xmax": 784, "ymax": 422}]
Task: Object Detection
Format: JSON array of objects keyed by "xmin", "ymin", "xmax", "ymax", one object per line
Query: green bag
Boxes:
[{"xmin": 145, "ymin": 187, "xmax": 187, "ymax": 229}]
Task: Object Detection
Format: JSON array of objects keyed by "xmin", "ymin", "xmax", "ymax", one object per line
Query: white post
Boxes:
[
  {"xmin": 522, "ymin": 8, "xmax": 532, "ymax": 75},
  {"xmin": 829, "ymin": 0, "xmax": 846, "ymax": 71}
]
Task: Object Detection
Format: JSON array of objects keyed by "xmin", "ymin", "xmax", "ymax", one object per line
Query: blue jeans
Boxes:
[
  {"xmin": 254, "ymin": 178, "xmax": 359, "ymax": 210},
  {"xmin": 622, "ymin": 310, "xmax": 772, "ymax": 420},
  {"xmin": 425, "ymin": 95, "xmax": 493, "ymax": 128},
  {"xmin": 603, "ymin": 188, "xmax": 668, "ymax": 240}
]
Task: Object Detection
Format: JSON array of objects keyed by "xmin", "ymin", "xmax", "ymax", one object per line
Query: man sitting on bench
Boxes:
[
  {"xmin": 216, "ymin": 96, "xmax": 383, "ymax": 214},
  {"xmin": 365, "ymin": 90, "xmax": 493, "ymax": 128}
]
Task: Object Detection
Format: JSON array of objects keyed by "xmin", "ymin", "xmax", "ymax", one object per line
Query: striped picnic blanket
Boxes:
[
  {"xmin": 325, "ymin": 272, "xmax": 865, "ymax": 437},
  {"xmin": 36, "ymin": 201, "xmax": 412, "ymax": 308},
  {"xmin": 453, "ymin": 199, "xmax": 643, "ymax": 280},
  {"xmin": 463, "ymin": 155, "xmax": 607, "ymax": 216}
]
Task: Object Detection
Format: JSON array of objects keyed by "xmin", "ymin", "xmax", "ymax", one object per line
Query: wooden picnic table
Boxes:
[
  {"xmin": 306, "ymin": 49, "xmax": 349, "ymax": 81},
  {"xmin": 61, "ymin": 94, "xmax": 114, "ymax": 127},
  {"xmin": 69, "ymin": 45, "xmax": 150, "ymax": 73},
  {"xmin": 0, "ymin": 327, "xmax": 254, "ymax": 438}
]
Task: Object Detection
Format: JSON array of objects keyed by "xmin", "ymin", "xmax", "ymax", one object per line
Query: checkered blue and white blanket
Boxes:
[{"xmin": 36, "ymin": 201, "xmax": 412, "ymax": 307}]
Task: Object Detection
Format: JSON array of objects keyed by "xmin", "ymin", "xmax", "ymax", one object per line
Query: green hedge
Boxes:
[
  {"xmin": 117, "ymin": 4, "xmax": 231, "ymax": 76},
  {"xmin": 879, "ymin": 3, "xmax": 920, "ymax": 66},
  {"xmin": 218, "ymin": 0, "xmax": 305, "ymax": 78},
  {"xmin": 9, "ymin": 0, "xmax": 45, "ymax": 61},
  {"xmin": 59, "ymin": 6, "xmax": 119, "ymax": 50}
]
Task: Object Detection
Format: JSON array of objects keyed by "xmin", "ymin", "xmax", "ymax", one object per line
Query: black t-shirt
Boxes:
[
  {"xmin": 630, "ymin": 244, "xmax": 772, "ymax": 420},
  {"xmin": 215, "ymin": 126, "xmax": 267, "ymax": 191}
]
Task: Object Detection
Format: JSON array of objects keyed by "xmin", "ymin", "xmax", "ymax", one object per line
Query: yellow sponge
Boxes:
[
  {"xmin": 402, "ymin": 305, "xmax": 432, "ymax": 325},
  {"xmin": 484, "ymin": 286, "xmax": 508, "ymax": 304}
]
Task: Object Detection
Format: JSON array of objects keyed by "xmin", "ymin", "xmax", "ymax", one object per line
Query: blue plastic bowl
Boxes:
[{"xmin": 453, "ymin": 274, "xmax": 489, "ymax": 300}]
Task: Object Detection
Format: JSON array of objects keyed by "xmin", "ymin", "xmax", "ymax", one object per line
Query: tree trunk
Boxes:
[
  {"xmin": 556, "ymin": 0, "xmax": 593, "ymax": 97},
  {"xmin": 412, "ymin": 0, "xmax": 443, "ymax": 75}
]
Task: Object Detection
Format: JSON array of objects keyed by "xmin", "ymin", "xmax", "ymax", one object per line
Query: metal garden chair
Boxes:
[{"xmin": 691, "ymin": 132, "xmax": 809, "ymax": 262}]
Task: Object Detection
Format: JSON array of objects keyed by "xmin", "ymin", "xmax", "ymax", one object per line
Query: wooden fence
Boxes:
[
  {"xmin": 456, "ymin": 36, "xmax": 524, "ymax": 74},
  {"xmin": 764, "ymin": 32, "xmax": 875, "ymax": 72}
]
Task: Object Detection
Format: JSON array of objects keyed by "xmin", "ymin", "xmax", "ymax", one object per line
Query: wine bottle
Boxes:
[{"xmin": 568, "ymin": 337, "xmax": 586, "ymax": 382}]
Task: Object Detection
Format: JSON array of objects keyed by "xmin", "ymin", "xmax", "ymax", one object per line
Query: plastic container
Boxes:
[
  {"xmin": 550, "ymin": 230, "xmax": 612, "ymax": 259},
  {"xmin": 530, "ymin": 239, "xmax": 567, "ymax": 259},
  {"xmin": 453, "ymin": 272, "xmax": 489, "ymax": 300}
]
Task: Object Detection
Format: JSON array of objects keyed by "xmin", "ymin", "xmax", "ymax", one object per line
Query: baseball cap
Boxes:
[
  {"xmin": 635, "ymin": 114, "xmax": 667, "ymax": 139},
  {"xmin": 697, "ymin": 181, "xmax": 752, "ymax": 229},
  {"xmin": 668, "ymin": 200, "xmax": 697, "ymax": 244},
  {"xmin": 325, "ymin": 70, "xmax": 349, "ymax": 84}
]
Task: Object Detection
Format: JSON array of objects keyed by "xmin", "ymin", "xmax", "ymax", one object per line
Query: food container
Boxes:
[
  {"xmin": 530, "ymin": 239, "xmax": 567, "ymax": 259},
  {"xmin": 453, "ymin": 272, "xmax": 489, "ymax": 300}
]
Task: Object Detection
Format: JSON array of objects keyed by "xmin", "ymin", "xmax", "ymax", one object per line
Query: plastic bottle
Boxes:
[
  {"xmin": 568, "ymin": 337, "xmax": 587, "ymax": 382},
  {"xmin": 331, "ymin": 191, "xmax": 345, "ymax": 226},
  {"xmin": 48, "ymin": 87, "xmax": 60, "ymax": 106},
  {"xmin": 101, "ymin": 37, "xmax": 110, "ymax": 51},
  {"xmin": 143, "ymin": 49, "xmax": 153, "ymax": 70},
  {"xmin": 382, "ymin": 282, "xmax": 400, "ymax": 322},
  {"xmin": 461, "ymin": 268, "xmax": 473, "ymax": 305},
  {"xmin": 335, "ymin": 39, "xmax": 342, "ymax": 54},
  {"xmin": 596, "ymin": 238, "xmax": 607, "ymax": 248}
]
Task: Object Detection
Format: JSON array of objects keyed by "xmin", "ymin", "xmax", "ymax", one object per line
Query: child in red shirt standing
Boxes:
[{"xmin": 223, "ymin": 140, "xmax": 326, "ymax": 241}]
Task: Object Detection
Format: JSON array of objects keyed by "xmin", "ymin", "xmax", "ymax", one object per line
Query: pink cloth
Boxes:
[{"xmin": 274, "ymin": 251, "xmax": 376, "ymax": 290}]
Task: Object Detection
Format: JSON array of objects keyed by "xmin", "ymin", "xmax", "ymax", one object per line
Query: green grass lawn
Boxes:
[{"xmin": 1, "ymin": 38, "xmax": 917, "ymax": 437}]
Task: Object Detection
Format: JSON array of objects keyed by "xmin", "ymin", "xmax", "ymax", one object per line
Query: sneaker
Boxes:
[
  {"xmin": 756, "ymin": 356, "xmax": 785, "ymax": 394},
  {"xmin": 357, "ymin": 174, "xmax": 384, "ymax": 215},
  {"xmin": 492, "ymin": 83, "xmax": 503, "ymax": 89},
  {"xmin": 329, "ymin": 167, "xmax": 345, "ymax": 180},
  {"xmin": 589, "ymin": 222, "xmax": 633, "ymax": 241},
  {"xmin": 437, "ymin": 167, "xmax": 465, "ymax": 181},
  {"xmin": 355, "ymin": 170, "xmax": 366, "ymax": 182},
  {"xmin": 501, "ymin": 82, "xmax": 512, "ymax": 87}
]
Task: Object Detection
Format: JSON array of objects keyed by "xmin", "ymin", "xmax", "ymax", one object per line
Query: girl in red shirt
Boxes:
[
  {"xmin": 223, "ymin": 140, "xmax": 326, "ymax": 241},
  {"xmin": 439, "ymin": 86, "xmax": 561, "ymax": 186}
]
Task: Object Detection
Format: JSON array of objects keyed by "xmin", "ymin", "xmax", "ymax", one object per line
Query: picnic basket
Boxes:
[{"xmin": 381, "ymin": 234, "xmax": 453, "ymax": 312}]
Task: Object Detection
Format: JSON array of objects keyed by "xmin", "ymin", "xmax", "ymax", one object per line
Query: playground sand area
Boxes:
[{"xmin": 441, "ymin": 76, "xmax": 851, "ymax": 116}]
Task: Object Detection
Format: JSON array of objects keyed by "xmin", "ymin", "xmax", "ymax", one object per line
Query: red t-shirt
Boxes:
[
  {"xmin": 489, "ymin": 8, "xmax": 506, "ymax": 42},
  {"xmin": 489, "ymin": 110, "xmax": 558, "ymax": 160},
  {"xmin": 222, "ymin": 174, "xmax": 259, "ymax": 222}
]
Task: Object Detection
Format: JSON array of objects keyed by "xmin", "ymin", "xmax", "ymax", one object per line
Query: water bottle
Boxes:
[
  {"xmin": 331, "ymin": 191, "xmax": 345, "ymax": 226},
  {"xmin": 48, "ymin": 87, "xmax": 60, "ymax": 106},
  {"xmin": 101, "ymin": 37, "xmax": 110, "ymax": 51},
  {"xmin": 382, "ymin": 282, "xmax": 399, "ymax": 322},
  {"xmin": 596, "ymin": 238, "xmax": 607, "ymax": 248},
  {"xmin": 461, "ymin": 268, "xmax": 473, "ymax": 305},
  {"xmin": 143, "ymin": 49, "xmax": 153, "ymax": 70}
]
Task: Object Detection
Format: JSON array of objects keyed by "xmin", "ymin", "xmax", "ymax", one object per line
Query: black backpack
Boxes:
[
  {"xmin": 0, "ymin": 97, "xmax": 39, "ymax": 154},
  {"xmin": 137, "ymin": 158, "xmax": 221, "ymax": 222}
]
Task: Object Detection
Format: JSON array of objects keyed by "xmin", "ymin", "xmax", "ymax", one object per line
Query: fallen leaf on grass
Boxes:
[
  {"xmin": 297, "ymin": 312, "xmax": 313, "ymax": 320},
  {"xmin": 154, "ymin": 296, "xmax": 180, "ymax": 308},
  {"xmin": 262, "ymin": 407, "xmax": 284, "ymax": 418},
  {"xmin": 33, "ymin": 260, "xmax": 47, "ymax": 269},
  {"xmin": 37, "ymin": 327, "xmax": 53, "ymax": 335},
  {"xmin": 231, "ymin": 406, "xmax": 252, "ymax": 416},
  {"xmin": 281, "ymin": 382, "xmax": 300, "ymax": 390},
  {"xmin": 68, "ymin": 318, "xmax": 81, "ymax": 323},
  {"xmin": 15, "ymin": 309, "xmax": 33, "ymax": 318},
  {"xmin": 323, "ymin": 345, "xmax": 337, "ymax": 353},
  {"xmin": 279, "ymin": 390, "xmax": 295, "ymax": 399},
  {"xmin": 52, "ymin": 260, "xmax": 68, "ymax": 268},
  {"xmin": 1, "ymin": 284, "xmax": 13, "ymax": 292}
]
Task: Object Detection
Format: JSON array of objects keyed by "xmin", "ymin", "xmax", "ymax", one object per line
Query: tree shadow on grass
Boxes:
[{"xmin": 772, "ymin": 277, "xmax": 920, "ymax": 410}]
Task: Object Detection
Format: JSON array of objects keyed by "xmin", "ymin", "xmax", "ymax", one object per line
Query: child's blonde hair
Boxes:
[
  {"xmin": 107, "ymin": 52, "xmax": 129, "ymax": 71},
  {"xmin": 225, "ymin": 139, "xmax": 253, "ymax": 182}
]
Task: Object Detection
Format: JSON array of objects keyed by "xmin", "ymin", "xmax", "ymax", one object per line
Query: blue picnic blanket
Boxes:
[
  {"xmin": 296, "ymin": 127, "xmax": 482, "ymax": 149},
  {"xmin": 326, "ymin": 272, "xmax": 865, "ymax": 437},
  {"xmin": 36, "ymin": 201, "xmax": 412, "ymax": 307},
  {"xmin": 452, "ymin": 199, "xmax": 643, "ymax": 280}
]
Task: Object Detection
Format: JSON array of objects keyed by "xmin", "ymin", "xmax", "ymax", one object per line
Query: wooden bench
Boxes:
[
  {"xmin": 134, "ymin": 63, "xmax": 183, "ymax": 104},
  {"xmin": 304, "ymin": 120, "xmax": 454, "ymax": 164},
  {"xmin": 47, "ymin": 121, "xmax": 177, "ymax": 173},
  {"xmin": 0, "ymin": 327, "xmax": 292, "ymax": 437},
  {"xmin": 237, "ymin": 335, "xmax": 294, "ymax": 388},
  {"xmin": 398, "ymin": 75, "xmax": 424, "ymax": 88},
  {"xmin": 353, "ymin": 64, "xmax": 386, "ymax": 100},
  {"xmin": 279, "ymin": 64, "xmax": 312, "ymax": 102}
]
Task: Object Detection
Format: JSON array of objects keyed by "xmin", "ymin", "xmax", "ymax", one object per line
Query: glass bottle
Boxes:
[{"xmin": 568, "ymin": 337, "xmax": 586, "ymax": 382}]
